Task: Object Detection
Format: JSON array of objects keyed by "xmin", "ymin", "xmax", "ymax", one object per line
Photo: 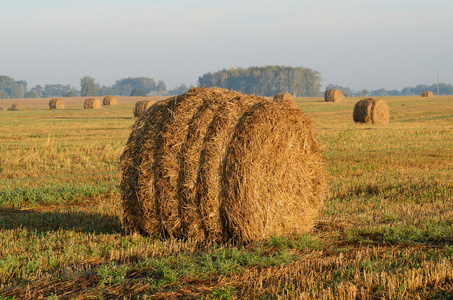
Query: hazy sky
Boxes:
[{"xmin": 1, "ymin": 0, "xmax": 452, "ymax": 91}]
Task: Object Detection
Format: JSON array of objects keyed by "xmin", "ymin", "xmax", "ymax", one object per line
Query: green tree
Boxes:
[
  {"xmin": 197, "ymin": 66, "xmax": 322, "ymax": 97},
  {"xmin": 168, "ymin": 84, "xmax": 189, "ymax": 95},
  {"xmin": 80, "ymin": 76, "xmax": 97, "ymax": 96},
  {"xmin": 0, "ymin": 90, "xmax": 8, "ymax": 99},
  {"xmin": 25, "ymin": 90, "xmax": 40, "ymax": 98},
  {"xmin": 130, "ymin": 88, "xmax": 147, "ymax": 96},
  {"xmin": 156, "ymin": 80, "xmax": 166, "ymax": 93},
  {"xmin": 63, "ymin": 90, "xmax": 75, "ymax": 97},
  {"xmin": 113, "ymin": 77, "xmax": 156, "ymax": 95},
  {"xmin": 42, "ymin": 84, "xmax": 72, "ymax": 97}
]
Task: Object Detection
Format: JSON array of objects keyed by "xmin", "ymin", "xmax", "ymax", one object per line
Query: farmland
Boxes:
[{"xmin": 0, "ymin": 95, "xmax": 452, "ymax": 299}]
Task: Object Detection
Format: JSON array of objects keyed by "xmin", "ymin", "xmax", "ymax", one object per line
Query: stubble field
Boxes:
[{"xmin": 0, "ymin": 95, "xmax": 452, "ymax": 299}]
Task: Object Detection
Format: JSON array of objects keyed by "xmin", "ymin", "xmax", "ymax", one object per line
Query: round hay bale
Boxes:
[
  {"xmin": 133, "ymin": 100, "xmax": 155, "ymax": 117},
  {"xmin": 0, "ymin": 107, "xmax": 7, "ymax": 111},
  {"xmin": 273, "ymin": 92, "xmax": 293, "ymax": 102},
  {"xmin": 103, "ymin": 95, "xmax": 119, "ymax": 106},
  {"xmin": 120, "ymin": 87, "xmax": 326, "ymax": 243},
  {"xmin": 49, "ymin": 98, "xmax": 66, "ymax": 109},
  {"xmin": 421, "ymin": 91, "xmax": 433, "ymax": 97},
  {"xmin": 83, "ymin": 98, "xmax": 101, "ymax": 109},
  {"xmin": 324, "ymin": 89, "xmax": 343, "ymax": 102},
  {"xmin": 353, "ymin": 98, "xmax": 390, "ymax": 125},
  {"xmin": 11, "ymin": 103, "xmax": 25, "ymax": 110}
]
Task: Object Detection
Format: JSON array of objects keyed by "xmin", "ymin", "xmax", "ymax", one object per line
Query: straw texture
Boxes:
[
  {"xmin": 120, "ymin": 87, "xmax": 326, "ymax": 243},
  {"xmin": 49, "ymin": 98, "xmax": 66, "ymax": 109},
  {"xmin": 133, "ymin": 100, "xmax": 155, "ymax": 117},
  {"xmin": 83, "ymin": 98, "xmax": 101, "ymax": 109},
  {"xmin": 421, "ymin": 91, "xmax": 433, "ymax": 97},
  {"xmin": 324, "ymin": 89, "xmax": 343, "ymax": 102},
  {"xmin": 103, "ymin": 95, "xmax": 119, "ymax": 106},
  {"xmin": 353, "ymin": 98, "xmax": 390, "ymax": 125},
  {"xmin": 10, "ymin": 103, "xmax": 25, "ymax": 110}
]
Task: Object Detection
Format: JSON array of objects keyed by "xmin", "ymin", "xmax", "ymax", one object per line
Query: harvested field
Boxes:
[{"xmin": 1, "ymin": 94, "xmax": 453, "ymax": 299}]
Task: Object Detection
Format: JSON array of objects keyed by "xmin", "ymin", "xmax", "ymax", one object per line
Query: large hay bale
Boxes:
[
  {"xmin": 324, "ymin": 89, "xmax": 343, "ymax": 102},
  {"xmin": 120, "ymin": 87, "xmax": 326, "ymax": 243},
  {"xmin": 421, "ymin": 91, "xmax": 433, "ymax": 97},
  {"xmin": 103, "ymin": 95, "xmax": 119, "ymax": 106},
  {"xmin": 49, "ymin": 98, "xmax": 66, "ymax": 109},
  {"xmin": 83, "ymin": 98, "xmax": 101, "ymax": 109},
  {"xmin": 353, "ymin": 98, "xmax": 389, "ymax": 125},
  {"xmin": 11, "ymin": 103, "xmax": 25, "ymax": 110},
  {"xmin": 133, "ymin": 100, "xmax": 155, "ymax": 117}
]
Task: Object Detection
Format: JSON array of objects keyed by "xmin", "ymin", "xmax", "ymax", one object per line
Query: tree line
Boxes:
[
  {"xmin": 326, "ymin": 83, "xmax": 453, "ymax": 97},
  {"xmin": 0, "ymin": 75, "xmax": 188, "ymax": 99},
  {"xmin": 198, "ymin": 66, "xmax": 323, "ymax": 97},
  {"xmin": 2, "ymin": 72, "xmax": 453, "ymax": 99}
]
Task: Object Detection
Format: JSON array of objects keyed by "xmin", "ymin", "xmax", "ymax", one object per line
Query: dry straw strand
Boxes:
[
  {"xmin": 421, "ymin": 91, "xmax": 433, "ymax": 97},
  {"xmin": 10, "ymin": 103, "xmax": 25, "ymax": 110},
  {"xmin": 83, "ymin": 98, "xmax": 101, "ymax": 109},
  {"xmin": 49, "ymin": 98, "xmax": 66, "ymax": 109},
  {"xmin": 353, "ymin": 98, "xmax": 390, "ymax": 125},
  {"xmin": 103, "ymin": 95, "xmax": 119, "ymax": 106},
  {"xmin": 324, "ymin": 89, "xmax": 343, "ymax": 102}
]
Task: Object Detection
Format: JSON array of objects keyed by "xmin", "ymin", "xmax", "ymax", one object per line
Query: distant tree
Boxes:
[
  {"xmin": 168, "ymin": 84, "xmax": 189, "ymax": 95},
  {"xmin": 156, "ymin": 80, "xmax": 166, "ymax": 93},
  {"xmin": 97, "ymin": 85, "xmax": 115, "ymax": 96},
  {"xmin": 42, "ymin": 84, "xmax": 72, "ymax": 97},
  {"xmin": 25, "ymin": 90, "xmax": 40, "ymax": 98},
  {"xmin": 0, "ymin": 76, "xmax": 27, "ymax": 98},
  {"xmin": 113, "ymin": 77, "xmax": 157, "ymax": 95},
  {"xmin": 80, "ymin": 76, "xmax": 97, "ymax": 96},
  {"xmin": 0, "ymin": 90, "xmax": 8, "ymax": 99},
  {"xmin": 371, "ymin": 89, "xmax": 389, "ymax": 96},
  {"xmin": 358, "ymin": 89, "xmax": 370, "ymax": 97},
  {"xmin": 30, "ymin": 85, "xmax": 43, "ymax": 97},
  {"xmin": 198, "ymin": 66, "xmax": 322, "ymax": 97},
  {"xmin": 63, "ymin": 90, "xmax": 75, "ymax": 97},
  {"xmin": 130, "ymin": 88, "xmax": 147, "ymax": 96}
]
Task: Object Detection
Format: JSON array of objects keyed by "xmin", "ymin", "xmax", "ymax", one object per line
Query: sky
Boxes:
[{"xmin": 1, "ymin": 0, "xmax": 453, "ymax": 91}]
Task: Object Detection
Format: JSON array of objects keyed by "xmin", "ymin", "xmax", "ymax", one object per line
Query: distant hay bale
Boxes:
[
  {"xmin": 273, "ymin": 92, "xmax": 293, "ymax": 102},
  {"xmin": 273, "ymin": 93, "xmax": 298, "ymax": 108},
  {"xmin": 133, "ymin": 100, "xmax": 155, "ymax": 117},
  {"xmin": 83, "ymin": 98, "xmax": 101, "ymax": 109},
  {"xmin": 0, "ymin": 107, "xmax": 7, "ymax": 111},
  {"xmin": 421, "ymin": 91, "xmax": 433, "ymax": 97},
  {"xmin": 324, "ymin": 89, "xmax": 343, "ymax": 102},
  {"xmin": 103, "ymin": 95, "xmax": 119, "ymax": 106},
  {"xmin": 120, "ymin": 87, "xmax": 327, "ymax": 243},
  {"xmin": 10, "ymin": 103, "xmax": 25, "ymax": 110},
  {"xmin": 49, "ymin": 98, "xmax": 66, "ymax": 109},
  {"xmin": 353, "ymin": 98, "xmax": 390, "ymax": 125}
]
